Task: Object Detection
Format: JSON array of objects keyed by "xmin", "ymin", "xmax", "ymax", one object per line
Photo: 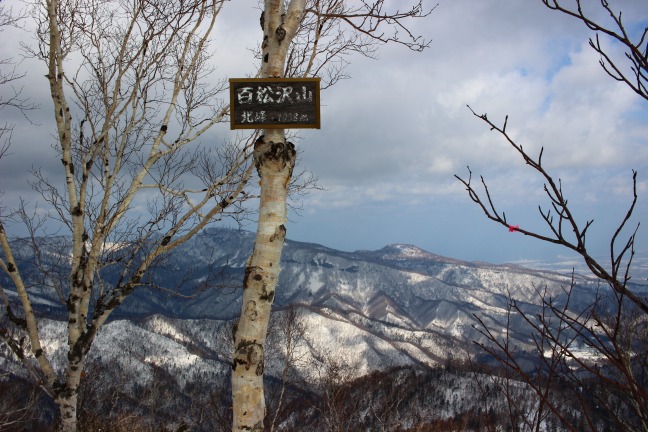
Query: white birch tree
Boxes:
[
  {"xmin": 0, "ymin": 1, "xmax": 254, "ymax": 431},
  {"xmin": 230, "ymin": 1, "xmax": 432, "ymax": 430}
]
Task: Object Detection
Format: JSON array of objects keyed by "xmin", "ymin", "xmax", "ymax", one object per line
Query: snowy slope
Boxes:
[{"xmin": 2, "ymin": 227, "xmax": 630, "ymax": 379}]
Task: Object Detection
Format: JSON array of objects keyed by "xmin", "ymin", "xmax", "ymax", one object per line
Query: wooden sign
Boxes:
[{"xmin": 229, "ymin": 78, "xmax": 320, "ymax": 129}]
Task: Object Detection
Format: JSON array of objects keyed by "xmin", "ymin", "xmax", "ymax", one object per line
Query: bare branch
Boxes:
[
  {"xmin": 542, "ymin": 0, "xmax": 648, "ymax": 101},
  {"xmin": 1, "ymin": 1, "xmax": 254, "ymax": 429},
  {"xmin": 457, "ymin": 109, "xmax": 647, "ymax": 315}
]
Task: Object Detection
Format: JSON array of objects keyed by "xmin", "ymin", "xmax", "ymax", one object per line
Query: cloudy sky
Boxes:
[{"xmin": 2, "ymin": 0, "xmax": 647, "ymax": 268}]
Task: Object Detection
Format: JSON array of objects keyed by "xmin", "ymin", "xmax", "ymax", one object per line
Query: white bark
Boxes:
[
  {"xmin": 0, "ymin": 1, "xmax": 252, "ymax": 431},
  {"xmin": 232, "ymin": 1, "xmax": 306, "ymax": 429},
  {"xmin": 0, "ymin": 0, "xmax": 428, "ymax": 429},
  {"xmin": 232, "ymin": 132, "xmax": 296, "ymax": 430}
]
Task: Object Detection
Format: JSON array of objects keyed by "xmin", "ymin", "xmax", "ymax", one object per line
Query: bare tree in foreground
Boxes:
[
  {"xmin": 231, "ymin": 1, "xmax": 432, "ymax": 430},
  {"xmin": 0, "ymin": 0, "xmax": 34, "ymax": 159},
  {"xmin": 542, "ymin": 0, "xmax": 647, "ymax": 100},
  {"xmin": 458, "ymin": 110, "xmax": 647, "ymax": 430},
  {"xmin": 457, "ymin": 2, "xmax": 648, "ymax": 430},
  {"xmin": 266, "ymin": 306, "xmax": 308, "ymax": 432},
  {"xmin": 0, "ymin": 0, "xmax": 254, "ymax": 431}
]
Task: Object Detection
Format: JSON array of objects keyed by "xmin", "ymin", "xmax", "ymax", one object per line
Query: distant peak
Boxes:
[
  {"xmin": 383, "ymin": 244, "xmax": 431, "ymax": 258},
  {"xmin": 376, "ymin": 243, "xmax": 464, "ymax": 265},
  {"xmin": 391, "ymin": 244, "xmax": 425, "ymax": 254}
]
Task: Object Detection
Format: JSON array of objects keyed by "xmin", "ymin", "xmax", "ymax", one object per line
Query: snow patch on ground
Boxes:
[
  {"xmin": 307, "ymin": 268, "xmax": 324, "ymax": 293},
  {"xmin": 147, "ymin": 316, "xmax": 191, "ymax": 344},
  {"xmin": 406, "ymin": 271, "xmax": 429, "ymax": 283}
]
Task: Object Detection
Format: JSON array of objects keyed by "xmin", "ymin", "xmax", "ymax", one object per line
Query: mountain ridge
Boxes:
[
  {"xmin": 1, "ymin": 227, "xmax": 632, "ymax": 376},
  {"xmin": 4, "ymin": 227, "xmax": 644, "ymax": 430}
]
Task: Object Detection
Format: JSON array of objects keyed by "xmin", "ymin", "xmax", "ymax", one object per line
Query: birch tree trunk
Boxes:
[
  {"xmin": 1, "ymin": 1, "xmax": 253, "ymax": 431},
  {"xmin": 231, "ymin": 1, "xmax": 305, "ymax": 430},
  {"xmin": 1, "ymin": 0, "xmax": 429, "ymax": 429},
  {"xmin": 230, "ymin": 1, "xmax": 433, "ymax": 429}
]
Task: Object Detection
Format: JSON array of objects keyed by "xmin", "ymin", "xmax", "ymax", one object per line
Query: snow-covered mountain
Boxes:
[
  {"xmin": 3, "ymin": 227, "xmax": 620, "ymax": 377},
  {"xmin": 5, "ymin": 227, "xmax": 644, "ymax": 429}
]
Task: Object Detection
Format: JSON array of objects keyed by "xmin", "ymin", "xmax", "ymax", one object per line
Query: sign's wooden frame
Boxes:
[{"xmin": 229, "ymin": 77, "xmax": 321, "ymax": 130}]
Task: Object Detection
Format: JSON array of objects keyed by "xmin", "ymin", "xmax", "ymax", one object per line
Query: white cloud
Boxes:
[{"xmin": 2, "ymin": 0, "xmax": 647, "ymax": 263}]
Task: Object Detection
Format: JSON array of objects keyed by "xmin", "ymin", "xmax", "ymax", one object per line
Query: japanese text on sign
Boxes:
[{"xmin": 229, "ymin": 78, "xmax": 320, "ymax": 130}]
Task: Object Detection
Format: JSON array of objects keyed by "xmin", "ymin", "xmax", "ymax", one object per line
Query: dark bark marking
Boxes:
[
  {"xmin": 67, "ymin": 297, "xmax": 77, "ymax": 314},
  {"xmin": 244, "ymin": 266, "xmax": 263, "ymax": 288},
  {"xmin": 259, "ymin": 288, "xmax": 274, "ymax": 302},
  {"xmin": 269, "ymin": 224, "xmax": 286, "ymax": 243},
  {"xmin": 133, "ymin": 270, "xmax": 145, "ymax": 285},
  {"xmin": 52, "ymin": 380, "xmax": 64, "ymax": 393},
  {"xmin": 255, "ymin": 139, "xmax": 297, "ymax": 174},
  {"xmin": 219, "ymin": 196, "xmax": 232, "ymax": 209},
  {"xmin": 275, "ymin": 25, "xmax": 286, "ymax": 44},
  {"xmin": 232, "ymin": 339, "xmax": 264, "ymax": 375},
  {"xmin": 67, "ymin": 345, "xmax": 82, "ymax": 363},
  {"xmin": 240, "ymin": 423, "xmax": 264, "ymax": 432},
  {"xmin": 244, "ymin": 300, "xmax": 258, "ymax": 321},
  {"xmin": 275, "ymin": 25, "xmax": 286, "ymax": 43}
]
